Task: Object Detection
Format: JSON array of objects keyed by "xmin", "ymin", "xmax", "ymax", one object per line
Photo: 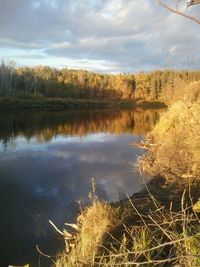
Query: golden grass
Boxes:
[
  {"xmin": 55, "ymin": 199, "xmax": 116, "ymax": 267},
  {"xmin": 54, "ymin": 194, "xmax": 200, "ymax": 267},
  {"xmin": 138, "ymin": 81, "xmax": 200, "ymax": 179}
]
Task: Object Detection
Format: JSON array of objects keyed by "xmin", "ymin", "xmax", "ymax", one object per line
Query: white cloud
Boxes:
[{"xmin": 0, "ymin": 0, "xmax": 200, "ymax": 72}]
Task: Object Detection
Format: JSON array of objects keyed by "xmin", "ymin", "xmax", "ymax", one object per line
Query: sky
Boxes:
[{"xmin": 0, "ymin": 0, "xmax": 200, "ymax": 73}]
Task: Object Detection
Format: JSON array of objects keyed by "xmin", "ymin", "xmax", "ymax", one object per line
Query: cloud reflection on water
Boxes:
[{"xmin": 0, "ymin": 108, "xmax": 160, "ymax": 266}]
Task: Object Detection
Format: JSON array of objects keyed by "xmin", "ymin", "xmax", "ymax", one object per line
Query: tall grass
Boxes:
[
  {"xmin": 138, "ymin": 81, "xmax": 200, "ymax": 179},
  {"xmin": 55, "ymin": 198, "xmax": 117, "ymax": 267},
  {"xmin": 96, "ymin": 197, "xmax": 200, "ymax": 267},
  {"xmin": 54, "ymin": 194, "xmax": 200, "ymax": 267}
]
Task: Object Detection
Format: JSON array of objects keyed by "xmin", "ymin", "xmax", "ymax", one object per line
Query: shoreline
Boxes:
[
  {"xmin": 0, "ymin": 97, "xmax": 167, "ymax": 110},
  {"xmin": 114, "ymin": 174, "xmax": 200, "ymax": 218}
]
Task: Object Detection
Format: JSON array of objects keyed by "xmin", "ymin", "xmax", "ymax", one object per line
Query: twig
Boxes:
[
  {"xmin": 36, "ymin": 245, "xmax": 56, "ymax": 264},
  {"xmin": 49, "ymin": 219, "xmax": 64, "ymax": 236},
  {"xmin": 95, "ymin": 232, "xmax": 200, "ymax": 258},
  {"xmin": 65, "ymin": 223, "xmax": 79, "ymax": 231},
  {"xmin": 94, "ymin": 253, "xmax": 200, "ymax": 266},
  {"xmin": 126, "ymin": 195, "xmax": 150, "ymax": 230}
]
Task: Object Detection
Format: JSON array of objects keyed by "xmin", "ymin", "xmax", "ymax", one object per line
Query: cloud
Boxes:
[{"xmin": 0, "ymin": 0, "xmax": 200, "ymax": 72}]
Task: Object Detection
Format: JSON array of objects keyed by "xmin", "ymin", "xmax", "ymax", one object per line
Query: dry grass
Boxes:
[
  {"xmin": 96, "ymin": 195, "xmax": 200, "ymax": 267},
  {"xmin": 54, "ymin": 194, "xmax": 200, "ymax": 267},
  {"xmin": 55, "ymin": 198, "xmax": 117, "ymax": 267},
  {"xmin": 137, "ymin": 81, "xmax": 200, "ymax": 179}
]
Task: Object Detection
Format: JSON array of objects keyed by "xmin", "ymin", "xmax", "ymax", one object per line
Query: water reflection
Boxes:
[
  {"xmin": 0, "ymin": 108, "xmax": 160, "ymax": 267},
  {"xmin": 0, "ymin": 109, "xmax": 159, "ymax": 145}
]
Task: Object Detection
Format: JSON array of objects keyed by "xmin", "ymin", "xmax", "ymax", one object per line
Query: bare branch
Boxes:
[
  {"xmin": 187, "ymin": 0, "xmax": 200, "ymax": 7},
  {"xmin": 157, "ymin": 0, "xmax": 200, "ymax": 25}
]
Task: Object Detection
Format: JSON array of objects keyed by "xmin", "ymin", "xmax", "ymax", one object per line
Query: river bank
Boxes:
[
  {"xmin": 0, "ymin": 96, "xmax": 167, "ymax": 110},
  {"xmin": 54, "ymin": 174, "xmax": 200, "ymax": 267},
  {"xmin": 54, "ymin": 81, "xmax": 200, "ymax": 267}
]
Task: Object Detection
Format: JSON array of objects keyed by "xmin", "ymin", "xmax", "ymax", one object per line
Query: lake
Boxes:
[{"xmin": 0, "ymin": 108, "xmax": 160, "ymax": 267}]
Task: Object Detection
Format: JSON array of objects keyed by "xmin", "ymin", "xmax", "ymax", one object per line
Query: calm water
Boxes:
[{"xmin": 0, "ymin": 108, "xmax": 160, "ymax": 267}]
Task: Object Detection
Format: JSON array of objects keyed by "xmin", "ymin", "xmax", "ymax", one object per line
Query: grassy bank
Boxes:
[
  {"xmin": 138, "ymin": 81, "xmax": 200, "ymax": 180},
  {"xmin": 53, "ymin": 191, "xmax": 200, "ymax": 267},
  {"xmin": 46, "ymin": 81, "xmax": 200, "ymax": 266},
  {"xmin": 0, "ymin": 96, "xmax": 167, "ymax": 110}
]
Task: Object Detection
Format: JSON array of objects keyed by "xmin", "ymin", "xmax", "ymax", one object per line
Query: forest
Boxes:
[{"xmin": 1, "ymin": 61, "xmax": 200, "ymax": 103}]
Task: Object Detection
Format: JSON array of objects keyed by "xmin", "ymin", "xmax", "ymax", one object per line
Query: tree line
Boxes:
[{"xmin": 0, "ymin": 61, "xmax": 200, "ymax": 102}]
